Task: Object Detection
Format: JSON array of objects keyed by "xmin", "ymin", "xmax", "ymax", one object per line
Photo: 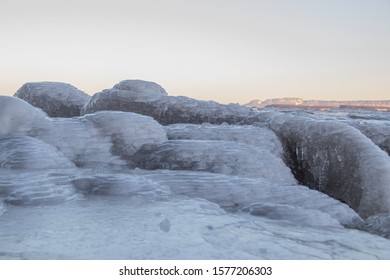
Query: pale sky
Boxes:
[{"xmin": 1, "ymin": 0, "xmax": 389, "ymax": 104}]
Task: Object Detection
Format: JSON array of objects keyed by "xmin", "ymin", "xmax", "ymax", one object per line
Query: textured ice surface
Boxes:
[
  {"xmin": 140, "ymin": 170, "xmax": 362, "ymax": 228},
  {"xmin": 0, "ymin": 196, "xmax": 389, "ymax": 260},
  {"xmin": 242, "ymin": 203, "xmax": 341, "ymax": 227},
  {"xmin": 166, "ymin": 123, "xmax": 283, "ymax": 157},
  {"xmin": 0, "ymin": 136, "xmax": 76, "ymax": 169},
  {"xmin": 0, "ymin": 201, "xmax": 5, "ymax": 217},
  {"xmin": 270, "ymin": 115, "xmax": 390, "ymax": 218},
  {"xmin": 81, "ymin": 80, "xmax": 253, "ymax": 125},
  {"xmin": 14, "ymin": 82, "xmax": 90, "ymax": 117},
  {"xmin": 72, "ymin": 171, "xmax": 171, "ymax": 198},
  {"xmin": 0, "ymin": 170, "xmax": 80, "ymax": 206},
  {"xmin": 132, "ymin": 140, "xmax": 296, "ymax": 184}
]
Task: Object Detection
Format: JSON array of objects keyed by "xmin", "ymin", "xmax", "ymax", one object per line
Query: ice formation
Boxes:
[
  {"xmin": 166, "ymin": 123, "xmax": 284, "ymax": 157},
  {"xmin": 15, "ymin": 82, "xmax": 90, "ymax": 117},
  {"xmin": 139, "ymin": 170, "xmax": 362, "ymax": 227},
  {"xmin": 81, "ymin": 80, "xmax": 253, "ymax": 125},
  {"xmin": 270, "ymin": 115, "xmax": 390, "ymax": 218},
  {"xmin": 131, "ymin": 140, "xmax": 296, "ymax": 184},
  {"xmin": 1, "ymin": 80, "xmax": 390, "ymax": 259}
]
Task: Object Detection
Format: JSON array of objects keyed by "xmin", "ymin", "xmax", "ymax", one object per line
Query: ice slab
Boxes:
[
  {"xmin": 166, "ymin": 123, "xmax": 284, "ymax": 157},
  {"xmin": 131, "ymin": 140, "xmax": 296, "ymax": 184}
]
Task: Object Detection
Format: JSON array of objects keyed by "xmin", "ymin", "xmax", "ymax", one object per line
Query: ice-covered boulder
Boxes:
[
  {"xmin": 0, "ymin": 96, "xmax": 46, "ymax": 137},
  {"xmin": 166, "ymin": 123, "xmax": 284, "ymax": 157},
  {"xmin": 15, "ymin": 82, "xmax": 90, "ymax": 117},
  {"xmin": 30, "ymin": 111, "xmax": 168, "ymax": 168},
  {"xmin": 113, "ymin": 79, "xmax": 168, "ymax": 96},
  {"xmin": 270, "ymin": 115, "xmax": 390, "ymax": 218},
  {"xmin": 30, "ymin": 117, "xmax": 126, "ymax": 168},
  {"xmin": 0, "ymin": 95, "xmax": 167, "ymax": 169},
  {"xmin": 131, "ymin": 140, "xmax": 296, "ymax": 184},
  {"xmin": 83, "ymin": 111, "xmax": 168, "ymax": 158},
  {"xmin": 81, "ymin": 80, "xmax": 253, "ymax": 125}
]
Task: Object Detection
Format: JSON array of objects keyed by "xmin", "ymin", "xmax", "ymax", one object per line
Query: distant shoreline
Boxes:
[{"xmin": 245, "ymin": 98, "xmax": 390, "ymax": 111}]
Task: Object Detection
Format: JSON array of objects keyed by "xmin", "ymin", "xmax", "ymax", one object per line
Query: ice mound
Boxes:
[
  {"xmin": 270, "ymin": 115, "xmax": 390, "ymax": 218},
  {"xmin": 83, "ymin": 111, "xmax": 167, "ymax": 158},
  {"xmin": 113, "ymin": 79, "xmax": 168, "ymax": 96},
  {"xmin": 29, "ymin": 117, "xmax": 125, "ymax": 168},
  {"xmin": 0, "ymin": 135, "xmax": 79, "ymax": 205},
  {"xmin": 141, "ymin": 170, "xmax": 362, "ymax": 228},
  {"xmin": 28, "ymin": 111, "xmax": 167, "ymax": 168},
  {"xmin": 166, "ymin": 123, "xmax": 284, "ymax": 157},
  {"xmin": 0, "ymin": 136, "xmax": 76, "ymax": 170},
  {"xmin": 1, "ymin": 94, "xmax": 167, "ymax": 169},
  {"xmin": 0, "ymin": 96, "xmax": 46, "ymax": 137},
  {"xmin": 132, "ymin": 140, "xmax": 296, "ymax": 184},
  {"xmin": 81, "ymin": 80, "xmax": 253, "ymax": 125},
  {"xmin": 14, "ymin": 82, "xmax": 90, "ymax": 117}
]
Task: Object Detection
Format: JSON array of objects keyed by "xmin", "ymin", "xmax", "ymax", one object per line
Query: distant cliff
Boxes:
[{"xmin": 244, "ymin": 98, "xmax": 390, "ymax": 111}]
